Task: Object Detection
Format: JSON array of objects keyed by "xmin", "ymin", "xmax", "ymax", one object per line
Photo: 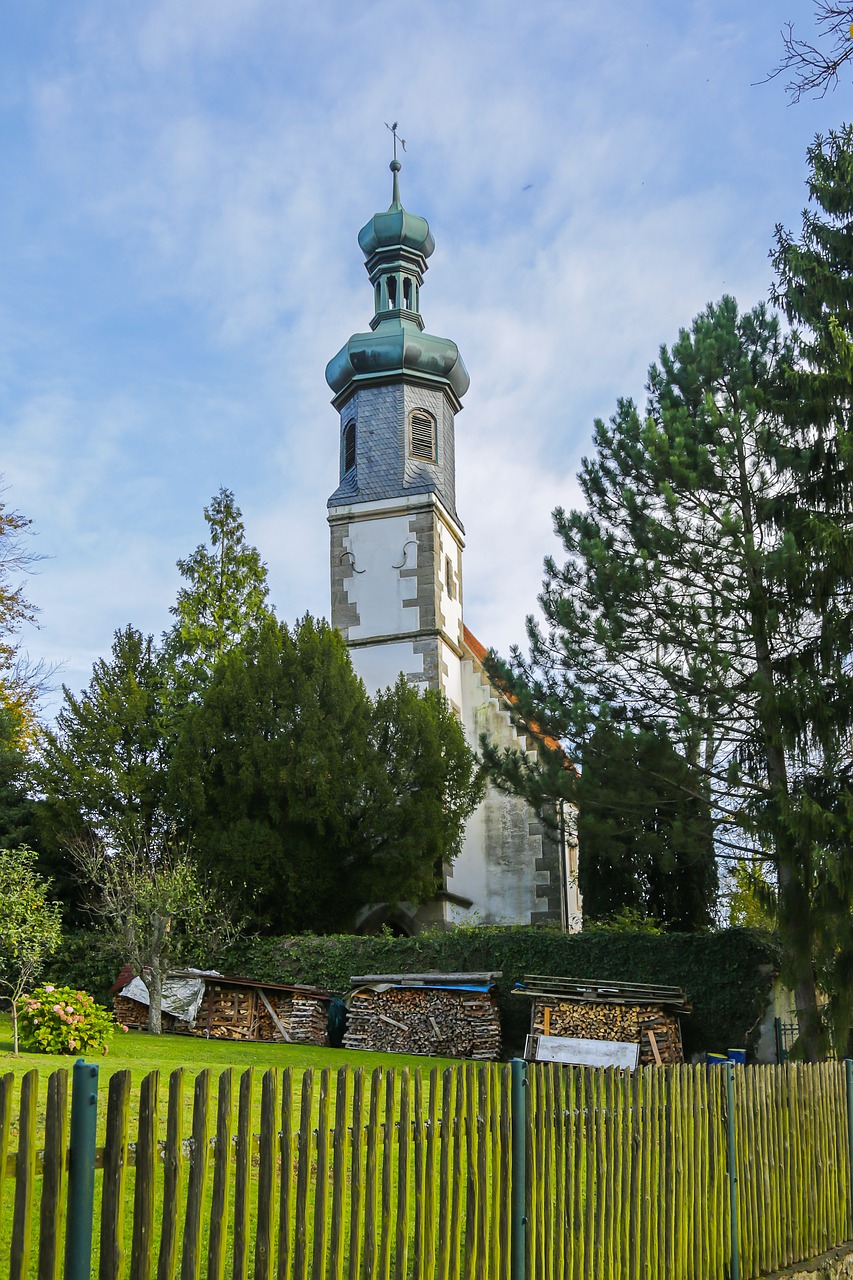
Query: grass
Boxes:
[{"xmin": 0, "ymin": 1012, "xmax": 457, "ymax": 1087}]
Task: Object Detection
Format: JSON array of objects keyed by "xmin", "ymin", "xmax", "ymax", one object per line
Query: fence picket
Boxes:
[
  {"xmin": 233, "ymin": 1069, "xmax": 254, "ymax": 1280},
  {"xmin": 130, "ymin": 1070, "xmax": 159, "ymax": 1280},
  {"xmin": 448, "ymin": 1068, "xmax": 464, "ymax": 1280},
  {"xmin": 158, "ymin": 1069, "xmax": 184, "ymax": 1280},
  {"xmin": 255, "ymin": 1068, "xmax": 278, "ymax": 1280},
  {"xmin": 182, "ymin": 1069, "xmax": 211, "ymax": 1280},
  {"xmin": 437, "ymin": 1070, "xmax": 454, "ymax": 1280},
  {"xmin": 378, "ymin": 1070, "xmax": 395, "ymax": 1280},
  {"xmin": 38, "ymin": 1069, "xmax": 69, "ymax": 1280},
  {"xmin": 99, "ymin": 1069, "xmax": 130, "ymax": 1280},
  {"xmin": 311, "ymin": 1069, "xmax": 331, "ymax": 1280},
  {"xmin": 327, "ymin": 1068, "xmax": 348, "ymax": 1280},
  {"xmin": 347, "ymin": 1069, "xmax": 364, "ymax": 1280},
  {"xmin": 292, "ymin": 1069, "xmax": 314, "ymax": 1280},
  {"xmin": 396, "ymin": 1069, "xmax": 411, "ymax": 1280},
  {"xmin": 424, "ymin": 1069, "xmax": 439, "ymax": 1280},
  {"xmin": 10, "ymin": 1068, "xmax": 37, "ymax": 1280},
  {"xmin": 208, "ymin": 1069, "xmax": 233, "ymax": 1280},
  {"xmin": 362, "ymin": 1069, "xmax": 382, "ymax": 1280},
  {"xmin": 277, "ymin": 1069, "xmax": 294, "ymax": 1280}
]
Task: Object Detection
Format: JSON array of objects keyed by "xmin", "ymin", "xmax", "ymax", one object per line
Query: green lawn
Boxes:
[{"xmin": 0, "ymin": 1011, "xmax": 457, "ymax": 1086}]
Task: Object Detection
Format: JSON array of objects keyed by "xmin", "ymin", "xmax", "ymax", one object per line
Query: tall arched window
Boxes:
[
  {"xmin": 342, "ymin": 420, "xmax": 356, "ymax": 476},
  {"xmin": 410, "ymin": 409, "xmax": 437, "ymax": 462}
]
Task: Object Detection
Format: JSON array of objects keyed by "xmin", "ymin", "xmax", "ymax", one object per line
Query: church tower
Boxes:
[
  {"xmin": 326, "ymin": 158, "xmax": 469, "ymax": 712},
  {"xmin": 326, "ymin": 157, "xmax": 581, "ymax": 934}
]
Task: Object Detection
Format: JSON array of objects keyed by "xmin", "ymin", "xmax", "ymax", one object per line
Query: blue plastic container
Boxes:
[
  {"xmin": 727, "ymin": 1048, "xmax": 746, "ymax": 1065},
  {"xmin": 706, "ymin": 1052, "xmax": 728, "ymax": 1067}
]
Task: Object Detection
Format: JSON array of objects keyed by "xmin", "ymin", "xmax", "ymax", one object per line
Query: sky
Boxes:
[{"xmin": 0, "ymin": 0, "xmax": 845, "ymax": 716}]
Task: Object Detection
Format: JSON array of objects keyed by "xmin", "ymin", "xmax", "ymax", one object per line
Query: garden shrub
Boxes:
[{"xmin": 19, "ymin": 985, "xmax": 121, "ymax": 1055}]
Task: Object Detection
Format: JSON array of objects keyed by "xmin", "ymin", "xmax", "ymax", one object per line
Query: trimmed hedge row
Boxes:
[
  {"xmin": 219, "ymin": 925, "xmax": 781, "ymax": 1059},
  {"xmin": 46, "ymin": 925, "xmax": 781, "ymax": 1059}
]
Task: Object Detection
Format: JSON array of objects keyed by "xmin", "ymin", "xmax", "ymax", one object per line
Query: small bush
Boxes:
[{"xmin": 19, "ymin": 985, "xmax": 121, "ymax": 1055}]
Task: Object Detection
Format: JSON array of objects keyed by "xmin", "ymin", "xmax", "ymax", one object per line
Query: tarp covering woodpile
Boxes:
[
  {"xmin": 343, "ymin": 972, "xmax": 502, "ymax": 1060},
  {"xmin": 516, "ymin": 975, "xmax": 689, "ymax": 1066},
  {"xmin": 113, "ymin": 970, "xmax": 332, "ymax": 1046}
]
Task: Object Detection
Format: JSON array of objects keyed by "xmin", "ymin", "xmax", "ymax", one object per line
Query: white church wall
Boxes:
[{"xmin": 341, "ymin": 513, "xmax": 419, "ymax": 640}]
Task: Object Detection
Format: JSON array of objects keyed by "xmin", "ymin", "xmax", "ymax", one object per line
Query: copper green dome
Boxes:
[
  {"xmin": 325, "ymin": 161, "xmax": 469, "ymax": 407},
  {"xmin": 357, "ymin": 160, "xmax": 436, "ymax": 259}
]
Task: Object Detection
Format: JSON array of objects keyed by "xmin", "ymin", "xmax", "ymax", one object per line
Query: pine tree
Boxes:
[
  {"xmin": 165, "ymin": 487, "xmax": 274, "ymax": 696},
  {"xmin": 769, "ymin": 124, "xmax": 853, "ymax": 1053},
  {"xmin": 487, "ymin": 292, "xmax": 851, "ymax": 1056},
  {"xmin": 576, "ymin": 719, "xmax": 716, "ymax": 931},
  {"xmin": 39, "ymin": 626, "xmax": 170, "ymax": 848}
]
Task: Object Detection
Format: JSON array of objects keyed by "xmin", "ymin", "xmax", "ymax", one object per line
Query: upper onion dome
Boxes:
[
  {"xmin": 325, "ymin": 160, "xmax": 469, "ymax": 407},
  {"xmin": 357, "ymin": 160, "xmax": 436, "ymax": 260}
]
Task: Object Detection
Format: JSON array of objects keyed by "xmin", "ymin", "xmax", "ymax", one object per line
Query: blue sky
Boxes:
[{"xmin": 0, "ymin": 0, "xmax": 842, "ymax": 714}]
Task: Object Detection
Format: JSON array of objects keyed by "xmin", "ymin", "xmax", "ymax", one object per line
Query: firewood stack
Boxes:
[
  {"xmin": 518, "ymin": 976, "xmax": 690, "ymax": 1066},
  {"xmin": 192, "ymin": 983, "xmax": 257, "ymax": 1039},
  {"xmin": 531, "ymin": 997, "xmax": 683, "ymax": 1065},
  {"xmin": 285, "ymin": 994, "xmax": 330, "ymax": 1047},
  {"xmin": 113, "ymin": 994, "xmax": 180, "ymax": 1032},
  {"xmin": 343, "ymin": 973, "xmax": 502, "ymax": 1060},
  {"xmin": 113, "ymin": 973, "xmax": 331, "ymax": 1046}
]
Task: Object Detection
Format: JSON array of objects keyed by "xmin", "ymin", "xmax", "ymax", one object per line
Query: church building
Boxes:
[{"xmin": 325, "ymin": 157, "xmax": 581, "ymax": 934}]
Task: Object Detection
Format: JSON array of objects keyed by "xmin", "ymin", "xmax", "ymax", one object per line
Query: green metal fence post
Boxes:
[
  {"xmin": 65, "ymin": 1058, "xmax": 99, "ymax": 1280},
  {"xmin": 510, "ymin": 1058, "xmax": 527, "ymax": 1280},
  {"xmin": 726, "ymin": 1061, "xmax": 740, "ymax": 1280},
  {"xmin": 840, "ymin": 1059, "xmax": 845, "ymax": 1228}
]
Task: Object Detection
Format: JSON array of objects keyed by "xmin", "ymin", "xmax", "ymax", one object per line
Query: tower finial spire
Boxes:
[
  {"xmin": 384, "ymin": 120, "xmax": 406, "ymax": 163},
  {"xmin": 384, "ymin": 121, "xmax": 406, "ymax": 206}
]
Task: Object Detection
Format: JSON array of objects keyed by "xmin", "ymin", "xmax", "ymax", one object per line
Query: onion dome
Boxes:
[
  {"xmin": 357, "ymin": 160, "xmax": 436, "ymax": 259},
  {"xmin": 326, "ymin": 161, "xmax": 469, "ymax": 408}
]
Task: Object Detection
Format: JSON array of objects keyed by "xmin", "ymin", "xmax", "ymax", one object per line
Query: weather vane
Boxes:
[{"xmin": 385, "ymin": 121, "xmax": 406, "ymax": 163}]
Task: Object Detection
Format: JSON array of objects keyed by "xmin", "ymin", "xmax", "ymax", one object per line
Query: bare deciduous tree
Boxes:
[{"xmin": 766, "ymin": 2, "xmax": 853, "ymax": 101}]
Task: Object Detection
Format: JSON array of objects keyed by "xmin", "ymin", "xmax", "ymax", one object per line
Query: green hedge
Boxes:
[
  {"xmin": 217, "ymin": 925, "xmax": 782, "ymax": 1059},
  {"xmin": 47, "ymin": 924, "xmax": 781, "ymax": 1058}
]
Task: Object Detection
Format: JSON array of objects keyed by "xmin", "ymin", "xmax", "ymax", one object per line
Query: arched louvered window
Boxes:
[
  {"xmin": 410, "ymin": 409, "xmax": 436, "ymax": 463},
  {"xmin": 342, "ymin": 420, "xmax": 356, "ymax": 476}
]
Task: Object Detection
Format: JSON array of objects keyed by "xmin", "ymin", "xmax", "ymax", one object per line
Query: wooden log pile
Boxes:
[
  {"xmin": 113, "ymin": 978, "xmax": 330, "ymax": 1046},
  {"xmin": 113, "ymin": 994, "xmax": 181, "ymax": 1033},
  {"xmin": 531, "ymin": 997, "xmax": 683, "ymax": 1065},
  {"xmin": 343, "ymin": 979, "xmax": 502, "ymax": 1060},
  {"xmin": 288, "ymin": 993, "xmax": 330, "ymax": 1046}
]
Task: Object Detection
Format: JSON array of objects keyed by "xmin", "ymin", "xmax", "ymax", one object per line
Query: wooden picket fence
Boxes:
[
  {"xmin": 0, "ymin": 1062, "xmax": 508, "ymax": 1280},
  {"xmin": 0, "ymin": 1060, "xmax": 851, "ymax": 1279},
  {"xmin": 524, "ymin": 1060, "xmax": 852, "ymax": 1280}
]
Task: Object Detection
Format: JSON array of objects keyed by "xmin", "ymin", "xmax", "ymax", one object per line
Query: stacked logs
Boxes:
[
  {"xmin": 191, "ymin": 984, "xmax": 256, "ymax": 1039},
  {"xmin": 114, "ymin": 981, "xmax": 330, "ymax": 1047},
  {"xmin": 532, "ymin": 997, "xmax": 683, "ymax": 1065},
  {"xmin": 288, "ymin": 994, "xmax": 330, "ymax": 1046},
  {"xmin": 343, "ymin": 985, "xmax": 501, "ymax": 1060},
  {"xmin": 113, "ymin": 994, "xmax": 180, "ymax": 1033}
]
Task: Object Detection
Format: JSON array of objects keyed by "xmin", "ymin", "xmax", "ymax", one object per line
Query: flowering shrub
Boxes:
[{"xmin": 18, "ymin": 985, "xmax": 121, "ymax": 1055}]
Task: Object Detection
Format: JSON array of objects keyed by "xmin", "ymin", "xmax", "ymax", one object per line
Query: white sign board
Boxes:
[{"xmin": 526, "ymin": 1034, "xmax": 640, "ymax": 1071}]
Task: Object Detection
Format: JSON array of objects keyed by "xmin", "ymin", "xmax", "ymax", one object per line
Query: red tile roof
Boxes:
[{"xmin": 462, "ymin": 625, "xmax": 572, "ymax": 767}]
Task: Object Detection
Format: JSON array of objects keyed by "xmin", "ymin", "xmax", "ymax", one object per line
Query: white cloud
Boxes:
[{"xmin": 0, "ymin": 0, "xmax": 842, "ymax": 713}]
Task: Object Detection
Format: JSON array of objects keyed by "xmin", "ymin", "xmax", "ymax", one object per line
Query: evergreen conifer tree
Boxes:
[
  {"xmin": 487, "ymin": 285, "xmax": 853, "ymax": 1057},
  {"xmin": 165, "ymin": 487, "xmax": 274, "ymax": 696},
  {"xmin": 768, "ymin": 124, "xmax": 853, "ymax": 1052}
]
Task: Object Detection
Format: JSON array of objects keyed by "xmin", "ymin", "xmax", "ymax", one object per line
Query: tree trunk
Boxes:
[
  {"xmin": 11, "ymin": 1002, "xmax": 18, "ymax": 1056},
  {"xmin": 142, "ymin": 966, "xmax": 163, "ymax": 1035}
]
